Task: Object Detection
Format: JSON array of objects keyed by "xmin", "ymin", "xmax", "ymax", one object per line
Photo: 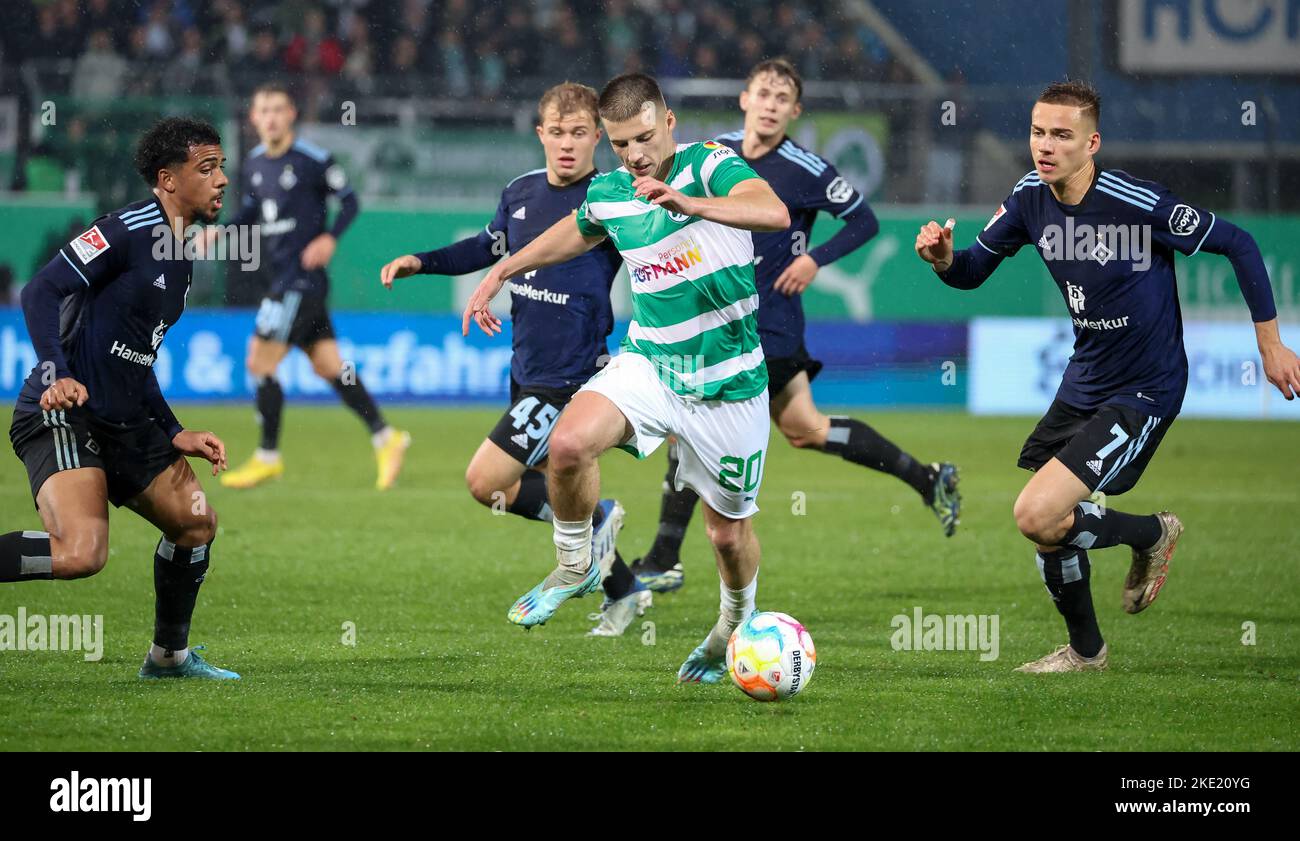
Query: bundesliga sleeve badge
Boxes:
[
  {"xmin": 984, "ymin": 204, "xmax": 1006, "ymax": 231},
  {"xmin": 69, "ymin": 225, "xmax": 111, "ymax": 265}
]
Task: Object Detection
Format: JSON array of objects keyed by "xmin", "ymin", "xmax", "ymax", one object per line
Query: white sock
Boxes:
[
  {"xmin": 254, "ymin": 448, "xmax": 280, "ymax": 463},
  {"xmin": 371, "ymin": 426, "xmax": 394, "ymax": 449},
  {"xmin": 706, "ymin": 570, "xmax": 758, "ymax": 656},
  {"xmin": 149, "ymin": 644, "xmax": 189, "ymax": 667},
  {"xmin": 549, "ymin": 517, "xmax": 593, "ymax": 584}
]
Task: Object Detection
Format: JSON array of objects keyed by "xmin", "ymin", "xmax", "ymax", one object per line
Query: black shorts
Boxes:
[
  {"xmin": 487, "ymin": 379, "xmax": 578, "ymax": 468},
  {"xmin": 1018, "ymin": 399, "xmax": 1175, "ymax": 496},
  {"xmin": 9, "ymin": 407, "xmax": 180, "ymax": 509},
  {"xmin": 765, "ymin": 343, "xmax": 824, "ymax": 398},
  {"xmin": 254, "ymin": 289, "xmax": 335, "ymax": 348}
]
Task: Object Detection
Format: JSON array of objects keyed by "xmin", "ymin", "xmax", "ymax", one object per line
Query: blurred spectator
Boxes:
[
  {"xmin": 214, "ymin": 0, "xmax": 251, "ymax": 61},
  {"xmin": 141, "ymin": 2, "xmax": 176, "ymax": 58},
  {"xmin": 285, "ymin": 8, "xmax": 344, "ymax": 75},
  {"xmin": 72, "ymin": 29, "xmax": 128, "ymax": 100},
  {"xmin": 390, "ymin": 34, "xmax": 425, "ymax": 98},
  {"xmin": 163, "ymin": 27, "xmax": 207, "ymax": 94},
  {"xmin": 439, "ymin": 31, "xmax": 471, "ymax": 98},
  {"xmin": 341, "ymin": 13, "xmax": 374, "ymax": 91}
]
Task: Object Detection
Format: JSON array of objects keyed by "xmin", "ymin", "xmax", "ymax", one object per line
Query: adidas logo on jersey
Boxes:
[
  {"xmin": 511, "ymin": 432, "xmax": 529, "ymax": 449},
  {"xmin": 1087, "ymin": 459, "xmax": 1104, "ymax": 476},
  {"xmin": 153, "ymin": 274, "xmax": 167, "ymax": 290},
  {"xmin": 512, "ymin": 206, "xmax": 526, "ymax": 220}
]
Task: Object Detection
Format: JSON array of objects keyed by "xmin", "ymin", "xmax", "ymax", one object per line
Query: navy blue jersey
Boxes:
[
  {"xmin": 959, "ymin": 167, "xmax": 1271, "ymax": 418},
  {"xmin": 17, "ymin": 199, "xmax": 192, "ymax": 435},
  {"xmin": 714, "ymin": 131, "xmax": 878, "ymax": 359},
  {"xmin": 417, "ymin": 168, "xmax": 622, "ymax": 391},
  {"xmin": 229, "ymin": 136, "xmax": 358, "ymax": 296}
]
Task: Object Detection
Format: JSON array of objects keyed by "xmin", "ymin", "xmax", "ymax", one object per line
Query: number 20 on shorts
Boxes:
[{"xmin": 718, "ymin": 450, "xmax": 763, "ymax": 493}]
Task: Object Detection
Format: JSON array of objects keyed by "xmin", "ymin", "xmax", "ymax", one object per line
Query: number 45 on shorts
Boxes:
[{"xmin": 718, "ymin": 450, "xmax": 763, "ymax": 494}]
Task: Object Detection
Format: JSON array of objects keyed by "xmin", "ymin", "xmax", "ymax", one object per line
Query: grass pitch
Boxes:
[{"xmin": 1, "ymin": 406, "xmax": 1296, "ymax": 751}]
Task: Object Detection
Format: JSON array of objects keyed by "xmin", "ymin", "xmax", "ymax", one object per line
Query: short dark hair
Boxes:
[
  {"xmin": 1037, "ymin": 80, "xmax": 1101, "ymax": 127},
  {"xmin": 134, "ymin": 117, "xmax": 222, "ymax": 186},
  {"xmin": 538, "ymin": 81, "xmax": 600, "ymax": 126},
  {"xmin": 746, "ymin": 57, "xmax": 803, "ymax": 102},
  {"xmin": 598, "ymin": 73, "xmax": 666, "ymax": 123},
  {"xmin": 253, "ymin": 80, "xmax": 295, "ymax": 104}
]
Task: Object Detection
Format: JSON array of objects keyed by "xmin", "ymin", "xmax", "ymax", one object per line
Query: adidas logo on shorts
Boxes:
[
  {"xmin": 1087, "ymin": 458, "xmax": 1104, "ymax": 475},
  {"xmin": 511, "ymin": 432, "xmax": 529, "ymax": 449}
]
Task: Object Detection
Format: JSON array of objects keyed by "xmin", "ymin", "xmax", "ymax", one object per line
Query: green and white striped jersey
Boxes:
[{"xmin": 576, "ymin": 140, "xmax": 768, "ymax": 401}]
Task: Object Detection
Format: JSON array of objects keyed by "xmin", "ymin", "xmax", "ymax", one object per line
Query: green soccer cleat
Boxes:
[
  {"xmin": 927, "ymin": 462, "xmax": 962, "ymax": 537},
  {"xmin": 138, "ymin": 645, "xmax": 241, "ymax": 680},
  {"xmin": 676, "ymin": 638, "xmax": 727, "ymax": 684},
  {"xmin": 507, "ymin": 561, "xmax": 602, "ymax": 627}
]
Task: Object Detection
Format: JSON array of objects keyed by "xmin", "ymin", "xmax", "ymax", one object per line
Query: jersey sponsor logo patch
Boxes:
[
  {"xmin": 69, "ymin": 225, "xmax": 110, "ymax": 265},
  {"xmin": 1168, "ymin": 204, "xmax": 1199, "ymax": 235},
  {"xmin": 153, "ymin": 274, "xmax": 167, "ymax": 290},
  {"xmin": 325, "ymin": 164, "xmax": 347, "ymax": 191},
  {"xmin": 985, "ymin": 204, "xmax": 1006, "ymax": 231},
  {"xmin": 1087, "ymin": 458, "xmax": 1104, "ymax": 475},
  {"xmin": 511, "ymin": 432, "xmax": 530, "ymax": 449},
  {"xmin": 825, "ymin": 176, "xmax": 853, "ymax": 204},
  {"xmin": 512, "ymin": 206, "xmax": 526, "ymax": 220},
  {"xmin": 1066, "ymin": 282, "xmax": 1086, "ymax": 314}
]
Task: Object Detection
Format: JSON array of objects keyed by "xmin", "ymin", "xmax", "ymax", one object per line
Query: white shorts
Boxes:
[{"xmin": 579, "ymin": 352, "xmax": 769, "ymax": 519}]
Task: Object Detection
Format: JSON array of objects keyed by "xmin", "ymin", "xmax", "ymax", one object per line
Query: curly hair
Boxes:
[{"xmin": 133, "ymin": 117, "xmax": 222, "ymax": 186}]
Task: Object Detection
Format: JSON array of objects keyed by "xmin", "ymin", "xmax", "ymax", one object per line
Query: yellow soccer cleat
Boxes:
[
  {"xmin": 375, "ymin": 429, "xmax": 411, "ymax": 490},
  {"xmin": 220, "ymin": 454, "xmax": 284, "ymax": 489}
]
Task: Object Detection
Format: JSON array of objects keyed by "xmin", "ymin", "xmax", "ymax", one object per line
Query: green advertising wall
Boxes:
[
  {"xmin": 4, "ymin": 198, "xmax": 1296, "ymax": 322},
  {"xmin": 324, "ymin": 206, "xmax": 1300, "ymax": 320}
]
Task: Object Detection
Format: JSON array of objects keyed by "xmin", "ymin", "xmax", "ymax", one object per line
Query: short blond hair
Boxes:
[{"xmin": 538, "ymin": 82, "xmax": 600, "ymax": 126}]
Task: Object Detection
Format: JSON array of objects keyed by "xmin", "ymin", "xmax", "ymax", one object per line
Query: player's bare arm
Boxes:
[
  {"xmin": 633, "ymin": 175, "xmax": 789, "ymax": 232},
  {"xmin": 462, "ymin": 213, "xmax": 604, "ymax": 336}
]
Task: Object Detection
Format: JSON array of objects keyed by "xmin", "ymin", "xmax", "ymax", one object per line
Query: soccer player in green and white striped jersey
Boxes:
[{"xmin": 462, "ymin": 73, "xmax": 790, "ymax": 683}]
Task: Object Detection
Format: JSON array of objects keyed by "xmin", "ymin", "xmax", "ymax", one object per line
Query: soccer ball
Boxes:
[{"xmin": 726, "ymin": 611, "xmax": 816, "ymax": 701}]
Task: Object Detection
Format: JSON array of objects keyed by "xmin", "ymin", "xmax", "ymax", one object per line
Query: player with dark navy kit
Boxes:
[
  {"xmin": 220, "ymin": 82, "xmax": 411, "ymax": 492},
  {"xmin": 916, "ymin": 81, "xmax": 1300, "ymax": 672},
  {"xmin": 2, "ymin": 117, "xmax": 240, "ymax": 680},
  {"xmin": 379, "ymin": 83, "xmax": 649, "ymax": 637}
]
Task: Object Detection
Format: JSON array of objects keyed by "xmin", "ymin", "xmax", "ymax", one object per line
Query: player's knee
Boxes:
[
  {"xmin": 312, "ymin": 358, "xmax": 341, "ymax": 380},
  {"xmin": 179, "ymin": 505, "xmax": 219, "ymax": 547},
  {"xmin": 464, "ymin": 467, "xmax": 498, "ymax": 507},
  {"xmin": 706, "ymin": 519, "xmax": 746, "ymax": 558},
  {"xmin": 247, "ymin": 357, "xmax": 273, "ymax": 378},
  {"xmin": 782, "ymin": 425, "xmax": 825, "ymax": 449},
  {"xmin": 59, "ymin": 531, "xmax": 109, "ymax": 579},
  {"xmin": 547, "ymin": 427, "xmax": 593, "ymax": 474},
  {"xmin": 778, "ymin": 413, "xmax": 829, "ymax": 449},
  {"xmin": 1013, "ymin": 495, "xmax": 1057, "ymax": 543}
]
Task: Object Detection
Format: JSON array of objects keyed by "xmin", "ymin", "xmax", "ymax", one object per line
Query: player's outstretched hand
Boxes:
[
  {"xmin": 380, "ymin": 254, "xmax": 422, "ymax": 289},
  {"xmin": 301, "ymin": 233, "xmax": 337, "ymax": 270},
  {"xmin": 172, "ymin": 430, "xmax": 229, "ymax": 476},
  {"xmin": 632, "ymin": 176, "xmax": 697, "ymax": 217},
  {"xmin": 40, "ymin": 377, "xmax": 88, "ymax": 411},
  {"xmin": 916, "ymin": 218, "xmax": 956, "ymax": 271},
  {"xmin": 1261, "ymin": 341, "xmax": 1300, "ymax": 400},
  {"xmin": 462, "ymin": 269, "xmax": 506, "ymax": 337},
  {"xmin": 774, "ymin": 254, "xmax": 819, "ymax": 296}
]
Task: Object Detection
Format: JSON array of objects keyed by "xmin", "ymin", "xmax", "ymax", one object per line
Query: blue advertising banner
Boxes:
[{"xmin": 0, "ymin": 309, "xmax": 967, "ymax": 408}]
